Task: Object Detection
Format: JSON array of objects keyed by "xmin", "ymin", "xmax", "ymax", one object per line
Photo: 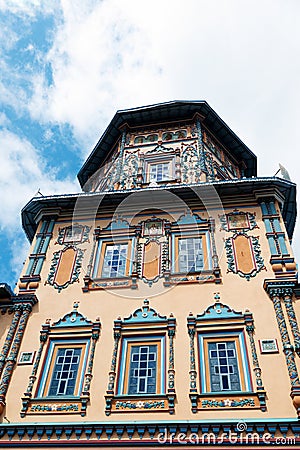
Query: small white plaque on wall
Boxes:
[
  {"xmin": 259, "ymin": 339, "xmax": 279, "ymax": 354},
  {"xmin": 18, "ymin": 351, "xmax": 35, "ymax": 365}
]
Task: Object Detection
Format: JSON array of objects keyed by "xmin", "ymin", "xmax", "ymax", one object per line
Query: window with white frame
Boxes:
[
  {"xmin": 144, "ymin": 155, "xmax": 175, "ymax": 184},
  {"xmin": 149, "ymin": 162, "xmax": 170, "ymax": 182}
]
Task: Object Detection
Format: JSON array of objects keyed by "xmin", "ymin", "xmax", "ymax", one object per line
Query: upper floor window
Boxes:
[
  {"xmin": 172, "ymin": 232, "xmax": 211, "ymax": 274},
  {"xmin": 101, "ymin": 243, "xmax": 128, "ymax": 278},
  {"xmin": 178, "ymin": 237, "xmax": 204, "ymax": 273},
  {"xmin": 93, "ymin": 239, "xmax": 132, "ymax": 279},
  {"xmin": 149, "ymin": 161, "xmax": 170, "ymax": 182}
]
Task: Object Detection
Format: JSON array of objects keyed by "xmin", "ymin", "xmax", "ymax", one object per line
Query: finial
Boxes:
[
  {"xmin": 214, "ymin": 292, "xmax": 220, "ymax": 301},
  {"xmin": 73, "ymin": 301, "xmax": 80, "ymax": 311}
]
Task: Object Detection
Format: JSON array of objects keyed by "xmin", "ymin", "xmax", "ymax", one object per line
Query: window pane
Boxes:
[
  {"xmin": 178, "ymin": 238, "xmax": 203, "ymax": 273},
  {"xmin": 208, "ymin": 341, "xmax": 241, "ymax": 392},
  {"xmin": 128, "ymin": 345, "xmax": 157, "ymax": 394},
  {"xmin": 101, "ymin": 243, "xmax": 128, "ymax": 278},
  {"xmin": 48, "ymin": 347, "xmax": 82, "ymax": 396},
  {"xmin": 149, "ymin": 162, "xmax": 170, "ymax": 182}
]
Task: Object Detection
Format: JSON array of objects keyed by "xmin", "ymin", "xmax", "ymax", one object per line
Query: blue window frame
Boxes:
[
  {"xmin": 128, "ymin": 345, "xmax": 157, "ymax": 394},
  {"xmin": 48, "ymin": 348, "xmax": 81, "ymax": 396},
  {"xmin": 117, "ymin": 336, "xmax": 165, "ymax": 396},
  {"xmin": 37, "ymin": 340, "xmax": 89, "ymax": 398},
  {"xmin": 198, "ymin": 332, "xmax": 252, "ymax": 394}
]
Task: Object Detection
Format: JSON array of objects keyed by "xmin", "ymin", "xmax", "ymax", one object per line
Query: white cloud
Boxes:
[
  {"xmin": 0, "ymin": 0, "xmax": 59, "ymax": 16},
  {"xmin": 0, "ymin": 0, "xmax": 300, "ymax": 270},
  {"xmin": 0, "ymin": 129, "xmax": 78, "ymax": 230}
]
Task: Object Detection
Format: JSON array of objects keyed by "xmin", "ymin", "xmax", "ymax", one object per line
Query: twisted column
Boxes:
[
  {"xmin": 83, "ymin": 321, "xmax": 101, "ymax": 394},
  {"xmin": 269, "ymin": 288, "xmax": 299, "ymax": 386},
  {"xmin": 282, "ymin": 288, "xmax": 300, "ymax": 353},
  {"xmin": 0, "ymin": 304, "xmax": 33, "ymax": 409},
  {"xmin": 0, "ymin": 306, "xmax": 22, "ymax": 378}
]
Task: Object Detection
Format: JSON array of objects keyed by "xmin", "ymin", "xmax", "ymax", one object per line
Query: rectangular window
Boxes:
[
  {"xmin": 149, "ymin": 162, "xmax": 170, "ymax": 182},
  {"xmin": 199, "ymin": 333, "xmax": 251, "ymax": 394},
  {"xmin": 172, "ymin": 233, "xmax": 211, "ymax": 274},
  {"xmin": 101, "ymin": 243, "xmax": 128, "ymax": 278},
  {"xmin": 37, "ymin": 341, "xmax": 89, "ymax": 398},
  {"xmin": 178, "ymin": 237, "xmax": 203, "ymax": 273},
  {"xmin": 128, "ymin": 345, "xmax": 157, "ymax": 394},
  {"xmin": 117, "ymin": 337, "xmax": 165, "ymax": 396},
  {"xmin": 48, "ymin": 348, "xmax": 82, "ymax": 396},
  {"xmin": 208, "ymin": 341, "xmax": 241, "ymax": 391},
  {"xmin": 93, "ymin": 240, "xmax": 133, "ymax": 279}
]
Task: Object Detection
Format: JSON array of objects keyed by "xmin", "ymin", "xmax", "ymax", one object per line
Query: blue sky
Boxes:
[{"xmin": 1, "ymin": 0, "xmax": 300, "ymax": 289}]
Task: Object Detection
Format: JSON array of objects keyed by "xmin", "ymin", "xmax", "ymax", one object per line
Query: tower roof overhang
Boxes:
[
  {"xmin": 22, "ymin": 177, "xmax": 295, "ymax": 243},
  {"xmin": 77, "ymin": 101, "xmax": 257, "ymax": 188}
]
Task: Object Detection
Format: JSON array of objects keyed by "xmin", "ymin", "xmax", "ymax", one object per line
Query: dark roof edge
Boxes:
[
  {"xmin": 21, "ymin": 177, "xmax": 296, "ymax": 243},
  {"xmin": 77, "ymin": 100, "xmax": 257, "ymax": 187}
]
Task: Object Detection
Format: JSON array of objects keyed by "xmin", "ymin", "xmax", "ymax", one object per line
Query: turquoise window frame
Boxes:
[
  {"xmin": 36, "ymin": 338, "xmax": 90, "ymax": 399},
  {"xmin": 198, "ymin": 331, "xmax": 252, "ymax": 394},
  {"xmin": 117, "ymin": 335, "xmax": 166, "ymax": 396}
]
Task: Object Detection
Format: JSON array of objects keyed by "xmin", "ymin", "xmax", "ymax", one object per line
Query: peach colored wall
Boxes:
[{"xmin": 2, "ymin": 202, "xmax": 298, "ymax": 423}]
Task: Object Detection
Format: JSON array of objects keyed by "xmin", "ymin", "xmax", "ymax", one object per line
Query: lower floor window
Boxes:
[
  {"xmin": 199, "ymin": 333, "xmax": 251, "ymax": 394},
  {"xmin": 117, "ymin": 337, "xmax": 165, "ymax": 395},
  {"xmin": 37, "ymin": 341, "xmax": 89, "ymax": 398},
  {"xmin": 208, "ymin": 341, "xmax": 241, "ymax": 391},
  {"xmin": 48, "ymin": 348, "xmax": 82, "ymax": 396},
  {"xmin": 129, "ymin": 345, "xmax": 157, "ymax": 394}
]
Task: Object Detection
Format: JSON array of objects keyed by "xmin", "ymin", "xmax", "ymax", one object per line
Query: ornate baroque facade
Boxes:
[{"xmin": 0, "ymin": 101, "xmax": 299, "ymax": 448}]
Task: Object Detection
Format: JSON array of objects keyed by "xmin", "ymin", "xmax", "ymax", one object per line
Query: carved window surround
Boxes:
[
  {"xmin": 187, "ymin": 297, "xmax": 266, "ymax": 413},
  {"xmin": 105, "ymin": 299, "xmax": 176, "ymax": 415},
  {"xmin": 21, "ymin": 303, "xmax": 100, "ymax": 417},
  {"xmin": 83, "ymin": 218, "xmax": 137, "ymax": 292},
  {"xmin": 164, "ymin": 213, "xmax": 221, "ymax": 286}
]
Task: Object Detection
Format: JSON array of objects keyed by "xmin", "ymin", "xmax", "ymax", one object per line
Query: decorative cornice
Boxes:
[{"xmin": 0, "ymin": 420, "xmax": 298, "ymax": 445}]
